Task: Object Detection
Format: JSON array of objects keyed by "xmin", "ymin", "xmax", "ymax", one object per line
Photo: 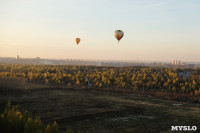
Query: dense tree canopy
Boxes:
[{"xmin": 0, "ymin": 64, "xmax": 200, "ymax": 95}]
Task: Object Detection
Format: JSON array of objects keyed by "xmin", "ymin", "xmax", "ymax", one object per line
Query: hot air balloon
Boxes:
[
  {"xmin": 114, "ymin": 30, "xmax": 124, "ymax": 43},
  {"xmin": 75, "ymin": 38, "xmax": 80, "ymax": 45}
]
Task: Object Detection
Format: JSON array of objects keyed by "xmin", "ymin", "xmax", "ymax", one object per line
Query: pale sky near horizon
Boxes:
[{"xmin": 0, "ymin": 0, "xmax": 200, "ymax": 62}]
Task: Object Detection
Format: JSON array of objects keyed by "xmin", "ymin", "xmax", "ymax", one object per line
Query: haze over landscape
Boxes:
[
  {"xmin": 1, "ymin": 1, "xmax": 200, "ymax": 133},
  {"xmin": 1, "ymin": 0, "xmax": 200, "ymax": 62}
]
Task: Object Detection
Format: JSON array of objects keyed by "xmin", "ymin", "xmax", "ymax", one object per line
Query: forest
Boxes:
[
  {"xmin": 1, "ymin": 64, "xmax": 200, "ymax": 133},
  {"xmin": 0, "ymin": 64, "xmax": 200, "ymax": 95}
]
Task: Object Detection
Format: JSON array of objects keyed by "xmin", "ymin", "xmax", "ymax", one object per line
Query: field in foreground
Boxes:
[{"xmin": 0, "ymin": 84, "xmax": 200, "ymax": 133}]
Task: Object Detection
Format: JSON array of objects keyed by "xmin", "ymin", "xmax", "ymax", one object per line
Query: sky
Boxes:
[{"xmin": 0, "ymin": 0, "xmax": 200, "ymax": 62}]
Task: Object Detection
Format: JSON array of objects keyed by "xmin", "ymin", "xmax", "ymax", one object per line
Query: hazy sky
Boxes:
[{"xmin": 1, "ymin": 0, "xmax": 200, "ymax": 62}]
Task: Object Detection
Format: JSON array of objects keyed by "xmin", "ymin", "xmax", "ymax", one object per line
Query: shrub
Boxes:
[{"xmin": 0, "ymin": 102, "xmax": 84, "ymax": 133}]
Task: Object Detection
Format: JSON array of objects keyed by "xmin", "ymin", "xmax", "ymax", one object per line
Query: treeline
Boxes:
[
  {"xmin": 0, "ymin": 64, "xmax": 200, "ymax": 95},
  {"xmin": 0, "ymin": 102, "xmax": 88, "ymax": 133}
]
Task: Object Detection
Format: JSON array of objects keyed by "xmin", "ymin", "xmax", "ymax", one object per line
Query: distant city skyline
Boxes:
[
  {"xmin": 1, "ymin": 0, "xmax": 200, "ymax": 62},
  {"xmin": 1, "ymin": 55, "xmax": 200, "ymax": 68},
  {"xmin": 2, "ymin": 55, "xmax": 199, "ymax": 64}
]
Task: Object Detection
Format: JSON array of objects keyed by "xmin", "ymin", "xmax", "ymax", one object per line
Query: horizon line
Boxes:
[{"xmin": 0, "ymin": 56, "xmax": 200, "ymax": 64}]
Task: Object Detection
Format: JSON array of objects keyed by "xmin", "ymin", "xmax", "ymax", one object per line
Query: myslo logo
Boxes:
[{"xmin": 171, "ymin": 126, "xmax": 197, "ymax": 131}]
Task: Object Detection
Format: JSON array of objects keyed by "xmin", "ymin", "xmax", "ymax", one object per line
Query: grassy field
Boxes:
[{"xmin": 0, "ymin": 84, "xmax": 200, "ymax": 133}]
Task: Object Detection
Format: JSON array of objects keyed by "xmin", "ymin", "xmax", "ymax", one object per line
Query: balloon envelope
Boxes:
[
  {"xmin": 75, "ymin": 38, "xmax": 80, "ymax": 45},
  {"xmin": 114, "ymin": 30, "xmax": 124, "ymax": 42}
]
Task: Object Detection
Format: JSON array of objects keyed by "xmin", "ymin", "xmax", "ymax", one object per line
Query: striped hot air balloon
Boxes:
[
  {"xmin": 75, "ymin": 38, "xmax": 80, "ymax": 45},
  {"xmin": 114, "ymin": 30, "xmax": 124, "ymax": 43}
]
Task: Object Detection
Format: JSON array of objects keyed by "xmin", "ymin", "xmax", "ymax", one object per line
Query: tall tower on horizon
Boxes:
[{"xmin": 17, "ymin": 55, "xmax": 20, "ymax": 60}]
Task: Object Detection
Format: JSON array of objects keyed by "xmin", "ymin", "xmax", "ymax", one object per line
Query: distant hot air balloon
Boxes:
[
  {"xmin": 75, "ymin": 38, "xmax": 80, "ymax": 45},
  {"xmin": 114, "ymin": 30, "xmax": 124, "ymax": 43}
]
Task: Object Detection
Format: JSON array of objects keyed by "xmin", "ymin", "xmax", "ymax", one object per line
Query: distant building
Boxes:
[
  {"xmin": 17, "ymin": 55, "xmax": 20, "ymax": 60},
  {"xmin": 172, "ymin": 60, "xmax": 184, "ymax": 65},
  {"xmin": 40, "ymin": 60, "xmax": 53, "ymax": 65},
  {"xmin": 172, "ymin": 60, "xmax": 176, "ymax": 65},
  {"xmin": 36, "ymin": 57, "xmax": 40, "ymax": 60}
]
